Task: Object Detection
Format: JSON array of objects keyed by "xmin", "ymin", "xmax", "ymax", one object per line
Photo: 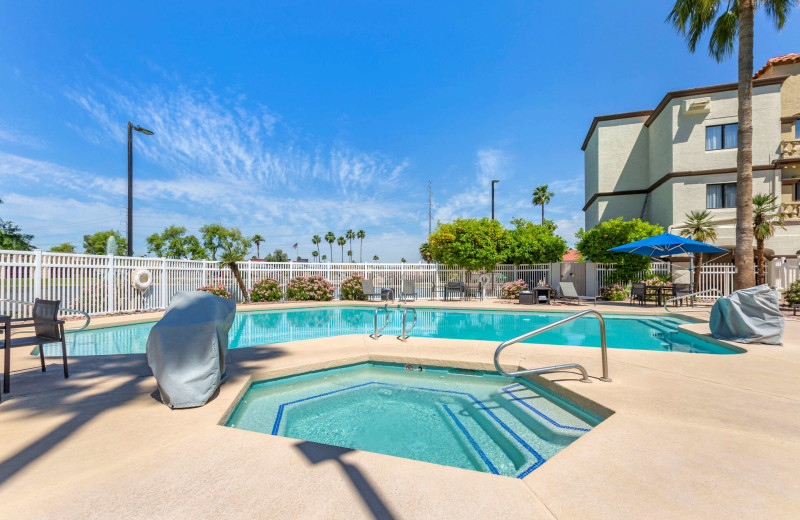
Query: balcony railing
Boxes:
[
  {"xmin": 781, "ymin": 139, "xmax": 800, "ymax": 160},
  {"xmin": 781, "ymin": 201, "xmax": 800, "ymax": 220}
]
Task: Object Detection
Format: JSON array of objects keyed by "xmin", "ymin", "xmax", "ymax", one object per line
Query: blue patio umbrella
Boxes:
[{"xmin": 608, "ymin": 233, "xmax": 728, "ymax": 303}]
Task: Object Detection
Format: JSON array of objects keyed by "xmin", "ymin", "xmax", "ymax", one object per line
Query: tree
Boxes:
[
  {"xmin": 347, "ymin": 249, "xmax": 353, "ymax": 262},
  {"xmin": 506, "ymin": 218, "xmax": 568, "ymax": 265},
  {"xmin": 752, "ymin": 193, "xmax": 785, "ymax": 285},
  {"xmin": 575, "ymin": 217, "xmax": 664, "ymax": 283},
  {"xmin": 322, "ymin": 254, "xmax": 328, "ymax": 261},
  {"xmin": 667, "ymin": 0, "xmax": 795, "ymax": 289},
  {"xmin": 401, "ymin": 258, "xmax": 407, "ymax": 263},
  {"xmin": 199, "ymin": 223, "xmax": 229, "ymax": 261},
  {"xmin": 217, "ymin": 227, "xmax": 251, "ymax": 303},
  {"xmin": 428, "ymin": 218, "xmax": 510, "ymax": 274},
  {"xmin": 83, "ymin": 230, "xmax": 127, "ymax": 255},
  {"xmin": 50, "ymin": 243, "xmax": 75, "ymax": 253},
  {"xmin": 373, "ymin": 255, "xmax": 379, "ymax": 261},
  {"xmin": 311, "ymin": 234, "xmax": 321, "ymax": 260},
  {"xmin": 324, "ymin": 231, "xmax": 335, "ymax": 262},
  {"xmin": 312, "ymin": 250, "xmax": 319, "ymax": 261},
  {"xmin": 532, "ymin": 185, "xmax": 554, "ymax": 224},
  {"xmin": 0, "ymin": 198, "xmax": 34, "ymax": 250},
  {"xmin": 677, "ymin": 210, "xmax": 718, "ymax": 291},
  {"xmin": 252, "ymin": 234, "xmax": 265, "ymax": 259},
  {"xmin": 419, "ymin": 242, "xmax": 432, "ymax": 263},
  {"xmin": 146, "ymin": 225, "xmax": 207, "ymax": 259},
  {"xmin": 337, "ymin": 236, "xmax": 346, "ymax": 262},
  {"xmin": 357, "ymin": 229, "xmax": 366, "ymax": 262},
  {"xmin": 345, "ymin": 229, "xmax": 356, "ymax": 260},
  {"xmin": 264, "ymin": 249, "xmax": 289, "ymax": 262}
]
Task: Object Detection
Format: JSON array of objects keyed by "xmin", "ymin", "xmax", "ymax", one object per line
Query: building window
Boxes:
[
  {"xmin": 705, "ymin": 123, "xmax": 738, "ymax": 150},
  {"xmin": 707, "ymin": 183, "xmax": 737, "ymax": 209},
  {"xmin": 795, "ymin": 182, "xmax": 800, "ymax": 201},
  {"xmin": 796, "ymin": 119, "xmax": 800, "ymax": 139}
]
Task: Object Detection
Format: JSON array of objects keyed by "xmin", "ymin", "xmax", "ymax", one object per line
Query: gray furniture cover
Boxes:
[
  {"xmin": 709, "ymin": 284, "xmax": 784, "ymax": 345},
  {"xmin": 146, "ymin": 291, "xmax": 236, "ymax": 408}
]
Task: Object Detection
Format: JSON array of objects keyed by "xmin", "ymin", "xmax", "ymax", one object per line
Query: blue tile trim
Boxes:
[
  {"xmin": 270, "ymin": 380, "xmax": 546, "ymax": 478},
  {"xmin": 442, "ymin": 404, "xmax": 499, "ymax": 475},
  {"xmin": 501, "ymin": 384, "xmax": 590, "ymax": 432}
]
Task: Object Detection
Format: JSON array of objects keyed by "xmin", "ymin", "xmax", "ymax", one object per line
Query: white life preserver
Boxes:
[{"xmin": 132, "ymin": 269, "xmax": 153, "ymax": 290}]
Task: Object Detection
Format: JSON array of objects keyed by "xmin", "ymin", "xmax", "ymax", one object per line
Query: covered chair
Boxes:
[
  {"xmin": 401, "ymin": 279, "xmax": 417, "ymax": 302},
  {"xmin": 1, "ymin": 298, "xmax": 68, "ymax": 394},
  {"xmin": 360, "ymin": 279, "xmax": 383, "ymax": 301}
]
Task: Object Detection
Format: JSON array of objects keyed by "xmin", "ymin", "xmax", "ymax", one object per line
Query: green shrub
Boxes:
[
  {"xmin": 340, "ymin": 273, "xmax": 365, "ymax": 300},
  {"xmin": 600, "ymin": 284, "xmax": 627, "ymax": 301},
  {"xmin": 286, "ymin": 275, "xmax": 334, "ymax": 301},
  {"xmin": 197, "ymin": 283, "xmax": 231, "ymax": 299},
  {"xmin": 784, "ymin": 280, "xmax": 800, "ymax": 306},
  {"xmin": 576, "ymin": 217, "xmax": 663, "ymax": 283},
  {"xmin": 250, "ymin": 278, "xmax": 283, "ymax": 302}
]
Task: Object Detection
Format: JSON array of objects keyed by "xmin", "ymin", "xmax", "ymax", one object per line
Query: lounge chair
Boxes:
[
  {"xmin": 401, "ymin": 279, "xmax": 417, "ymax": 302},
  {"xmin": 360, "ymin": 279, "xmax": 383, "ymax": 301},
  {"xmin": 557, "ymin": 282, "xmax": 597, "ymax": 306},
  {"xmin": 1, "ymin": 298, "xmax": 68, "ymax": 394},
  {"xmin": 630, "ymin": 282, "xmax": 646, "ymax": 306}
]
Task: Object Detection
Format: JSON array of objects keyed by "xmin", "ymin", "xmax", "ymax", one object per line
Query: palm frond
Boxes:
[
  {"xmin": 708, "ymin": 2, "xmax": 739, "ymax": 61},
  {"xmin": 667, "ymin": 0, "xmax": 722, "ymax": 53},
  {"xmin": 759, "ymin": 0, "xmax": 798, "ymax": 29}
]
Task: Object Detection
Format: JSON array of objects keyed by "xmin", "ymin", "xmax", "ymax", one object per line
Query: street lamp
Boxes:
[
  {"xmin": 127, "ymin": 122, "xmax": 154, "ymax": 257},
  {"xmin": 491, "ymin": 180, "xmax": 500, "ymax": 220}
]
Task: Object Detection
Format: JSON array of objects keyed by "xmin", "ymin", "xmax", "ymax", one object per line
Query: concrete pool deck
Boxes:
[{"xmin": 0, "ymin": 300, "xmax": 798, "ymax": 519}]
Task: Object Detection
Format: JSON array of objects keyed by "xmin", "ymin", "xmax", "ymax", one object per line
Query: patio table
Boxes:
[{"xmin": 645, "ymin": 285, "xmax": 675, "ymax": 306}]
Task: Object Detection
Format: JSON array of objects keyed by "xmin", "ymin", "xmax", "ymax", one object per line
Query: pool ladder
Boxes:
[
  {"xmin": 369, "ymin": 305, "xmax": 417, "ymax": 341},
  {"xmin": 494, "ymin": 309, "xmax": 612, "ymax": 383}
]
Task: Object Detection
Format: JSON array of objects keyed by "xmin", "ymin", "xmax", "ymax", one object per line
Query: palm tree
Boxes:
[
  {"xmin": 347, "ymin": 249, "xmax": 353, "ymax": 262},
  {"xmin": 251, "ymin": 234, "xmax": 264, "ymax": 259},
  {"xmin": 322, "ymin": 254, "xmax": 327, "ymax": 261},
  {"xmin": 311, "ymin": 234, "xmax": 321, "ymax": 260},
  {"xmin": 357, "ymin": 229, "xmax": 366, "ymax": 262},
  {"xmin": 532, "ymin": 185, "xmax": 554, "ymax": 224},
  {"xmin": 678, "ymin": 210, "xmax": 718, "ymax": 291},
  {"xmin": 753, "ymin": 194, "xmax": 785, "ymax": 285},
  {"xmin": 217, "ymin": 228, "xmax": 251, "ymax": 303},
  {"xmin": 312, "ymin": 250, "xmax": 318, "ymax": 262},
  {"xmin": 373, "ymin": 255, "xmax": 379, "ymax": 262},
  {"xmin": 667, "ymin": 1, "xmax": 794, "ymax": 289},
  {"xmin": 337, "ymin": 236, "xmax": 346, "ymax": 262},
  {"xmin": 324, "ymin": 232, "xmax": 335, "ymax": 262},
  {"xmin": 345, "ymin": 229, "xmax": 356, "ymax": 258},
  {"xmin": 401, "ymin": 258, "xmax": 407, "ymax": 263}
]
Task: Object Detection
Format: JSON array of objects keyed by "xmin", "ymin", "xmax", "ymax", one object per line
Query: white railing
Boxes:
[
  {"xmin": 596, "ymin": 260, "xmax": 670, "ymax": 288},
  {"xmin": 0, "ymin": 248, "xmax": 742, "ymax": 317}
]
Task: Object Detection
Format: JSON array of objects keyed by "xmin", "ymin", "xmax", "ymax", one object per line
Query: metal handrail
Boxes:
[
  {"xmin": 398, "ymin": 307, "xmax": 417, "ymax": 341},
  {"xmin": 370, "ymin": 304, "xmax": 390, "ymax": 339},
  {"xmin": 0, "ymin": 298, "xmax": 91, "ymax": 333},
  {"xmin": 663, "ymin": 289, "xmax": 721, "ymax": 313},
  {"xmin": 494, "ymin": 309, "xmax": 611, "ymax": 383}
]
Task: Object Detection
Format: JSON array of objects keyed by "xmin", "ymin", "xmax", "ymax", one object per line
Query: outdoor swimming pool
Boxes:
[
  {"xmin": 225, "ymin": 362, "xmax": 602, "ymax": 477},
  {"xmin": 44, "ymin": 305, "xmax": 737, "ymax": 356}
]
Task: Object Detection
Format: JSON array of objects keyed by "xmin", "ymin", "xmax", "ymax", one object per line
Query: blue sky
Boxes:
[{"xmin": 1, "ymin": 1, "xmax": 798, "ymax": 261}]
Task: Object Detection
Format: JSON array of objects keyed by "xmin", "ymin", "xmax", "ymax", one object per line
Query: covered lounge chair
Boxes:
[
  {"xmin": 360, "ymin": 279, "xmax": 384, "ymax": 301},
  {"xmin": 557, "ymin": 282, "xmax": 597, "ymax": 306},
  {"xmin": 401, "ymin": 279, "xmax": 417, "ymax": 302},
  {"xmin": 1, "ymin": 298, "xmax": 68, "ymax": 394}
]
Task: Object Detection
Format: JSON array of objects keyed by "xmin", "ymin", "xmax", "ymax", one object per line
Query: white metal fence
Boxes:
[{"xmin": 0, "ymin": 249, "xmax": 756, "ymax": 318}]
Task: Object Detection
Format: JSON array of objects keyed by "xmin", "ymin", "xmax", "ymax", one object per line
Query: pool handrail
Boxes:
[
  {"xmin": 0, "ymin": 298, "xmax": 91, "ymax": 333},
  {"xmin": 663, "ymin": 288, "xmax": 721, "ymax": 313},
  {"xmin": 370, "ymin": 304, "xmax": 390, "ymax": 339},
  {"xmin": 493, "ymin": 308, "xmax": 611, "ymax": 383},
  {"xmin": 398, "ymin": 307, "xmax": 417, "ymax": 341}
]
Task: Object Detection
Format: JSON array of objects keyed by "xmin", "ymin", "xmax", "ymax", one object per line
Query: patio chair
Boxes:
[
  {"xmin": 673, "ymin": 283, "xmax": 692, "ymax": 306},
  {"xmin": 630, "ymin": 283, "xmax": 646, "ymax": 306},
  {"xmin": 445, "ymin": 281, "xmax": 466, "ymax": 301},
  {"xmin": 401, "ymin": 279, "xmax": 417, "ymax": 302},
  {"xmin": 556, "ymin": 282, "xmax": 596, "ymax": 306},
  {"xmin": 360, "ymin": 279, "xmax": 383, "ymax": 301},
  {"xmin": 1, "ymin": 298, "xmax": 68, "ymax": 394}
]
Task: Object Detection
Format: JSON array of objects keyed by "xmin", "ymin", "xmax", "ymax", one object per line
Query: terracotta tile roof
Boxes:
[
  {"xmin": 754, "ymin": 53, "xmax": 800, "ymax": 78},
  {"xmin": 562, "ymin": 249, "xmax": 582, "ymax": 262}
]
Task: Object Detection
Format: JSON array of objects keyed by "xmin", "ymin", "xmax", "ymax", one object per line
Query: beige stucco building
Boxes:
[{"xmin": 583, "ymin": 53, "xmax": 800, "ymax": 257}]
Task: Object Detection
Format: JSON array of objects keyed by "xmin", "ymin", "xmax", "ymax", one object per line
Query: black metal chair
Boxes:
[
  {"xmin": 1, "ymin": 299, "xmax": 68, "ymax": 394},
  {"xmin": 630, "ymin": 283, "xmax": 646, "ymax": 306},
  {"xmin": 673, "ymin": 283, "xmax": 692, "ymax": 306},
  {"xmin": 444, "ymin": 281, "xmax": 466, "ymax": 301}
]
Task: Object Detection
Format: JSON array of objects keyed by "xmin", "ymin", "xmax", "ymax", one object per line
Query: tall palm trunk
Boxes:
[
  {"xmin": 340, "ymin": 246, "xmax": 344, "ymax": 262},
  {"xmin": 256, "ymin": 243, "xmax": 261, "ymax": 259},
  {"xmin": 541, "ymin": 205, "xmax": 544, "ymax": 224},
  {"xmin": 228, "ymin": 262, "xmax": 250, "ymax": 303},
  {"xmin": 734, "ymin": 0, "xmax": 755, "ymax": 290},
  {"xmin": 756, "ymin": 239, "xmax": 766, "ymax": 285},
  {"xmin": 329, "ymin": 243, "xmax": 333, "ymax": 261},
  {"xmin": 694, "ymin": 252, "xmax": 702, "ymax": 291},
  {"xmin": 359, "ymin": 239, "xmax": 363, "ymax": 263}
]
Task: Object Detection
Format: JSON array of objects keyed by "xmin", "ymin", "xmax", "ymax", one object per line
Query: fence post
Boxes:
[
  {"xmin": 33, "ymin": 249, "xmax": 43, "ymax": 301},
  {"xmin": 246, "ymin": 261, "xmax": 252, "ymax": 292},
  {"xmin": 161, "ymin": 258, "xmax": 168, "ymax": 309},
  {"xmin": 106, "ymin": 254, "xmax": 115, "ymax": 315}
]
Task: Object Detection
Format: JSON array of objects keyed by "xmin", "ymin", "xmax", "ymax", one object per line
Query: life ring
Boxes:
[{"xmin": 132, "ymin": 269, "xmax": 153, "ymax": 290}]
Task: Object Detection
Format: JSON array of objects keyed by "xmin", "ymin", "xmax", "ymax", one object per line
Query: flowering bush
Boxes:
[
  {"xmin": 340, "ymin": 273, "xmax": 365, "ymax": 300},
  {"xmin": 250, "ymin": 278, "xmax": 283, "ymax": 302},
  {"xmin": 501, "ymin": 279, "xmax": 528, "ymax": 299},
  {"xmin": 197, "ymin": 283, "xmax": 231, "ymax": 299},
  {"xmin": 643, "ymin": 276, "xmax": 669, "ymax": 287},
  {"xmin": 286, "ymin": 275, "xmax": 334, "ymax": 301},
  {"xmin": 784, "ymin": 280, "xmax": 800, "ymax": 306},
  {"xmin": 600, "ymin": 284, "xmax": 627, "ymax": 301}
]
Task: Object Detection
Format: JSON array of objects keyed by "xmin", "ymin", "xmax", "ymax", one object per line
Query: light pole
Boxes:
[
  {"xmin": 491, "ymin": 180, "xmax": 499, "ymax": 220},
  {"xmin": 127, "ymin": 122, "xmax": 154, "ymax": 257}
]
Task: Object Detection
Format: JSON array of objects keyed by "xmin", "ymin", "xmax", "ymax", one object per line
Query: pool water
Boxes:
[
  {"xmin": 46, "ymin": 306, "xmax": 736, "ymax": 356},
  {"xmin": 225, "ymin": 363, "xmax": 602, "ymax": 477}
]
